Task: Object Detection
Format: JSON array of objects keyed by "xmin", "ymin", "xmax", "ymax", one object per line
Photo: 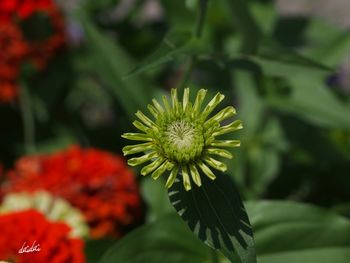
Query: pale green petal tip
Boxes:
[
  {"xmin": 206, "ymin": 148, "xmax": 233, "ymax": 159},
  {"xmin": 127, "ymin": 152, "xmax": 157, "ymax": 167},
  {"xmin": 165, "ymin": 165, "xmax": 179, "ymax": 189},
  {"xmin": 171, "ymin": 88, "xmax": 179, "ymax": 108},
  {"xmin": 189, "ymin": 164, "xmax": 202, "ymax": 187},
  {"xmin": 210, "ymin": 140, "xmax": 241, "ymax": 148},
  {"xmin": 183, "ymin": 88, "xmax": 190, "ymax": 110},
  {"xmin": 147, "ymin": 104, "xmax": 158, "ymax": 118},
  {"xmin": 152, "ymin": 161, "xmax": 174, "ymax": 180},
  {"xmin": 152, "ymin": 98, "xmax": 164, "ymax": 113},
  {"xmin": 198, "ymin": 161, "xmax": 216, "ymax": 180},
  {"xmin": 182, "ymin": 166, "xmax": 192, "ymax": 191}
]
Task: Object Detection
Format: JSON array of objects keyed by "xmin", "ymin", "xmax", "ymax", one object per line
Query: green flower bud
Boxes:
[{"xmin": 122, "ymin": 88, "xmax": 243, "ymax": 191}]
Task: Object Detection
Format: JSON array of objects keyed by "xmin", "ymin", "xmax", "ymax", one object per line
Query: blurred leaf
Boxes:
[
  {"xmin": 259, "ymin": 248, "xmax": 350, "ymax": 263},
  {"xmin": 268, "ymin": 76, "xmax": 350, "ymax": 130},
  {"xmin": 247, "ymin": 118, "xmax": 288, "ymax": 196},
  {"xmin": 97, "ymin": 201, "xmax": 350, "ymax": 263},
  {"xmin": 223, "ymin": 0, "xmax": 261, "ymax": 54},
  {"xmin": 247, "ymin": 201, "xmax": 350, "ymax": 263},
  {"xmin": 85, "ymin": 239, "xmax": 116, "ymax": 263},
  {"xmin": 141, "ymin": 178, "xmax": 174, "ymax": 222},
  {"xmin": 168, "ymin": 172, "xmax": 256, "ymax": 263},
  {"xmin": 249, "ymin": 38, "xmax": 331, "ymax": 77},
  {"xmin": 125, "ymin": 30, "xmax": 207, "ymax": 78},
  {"xmin": 251, "ymin": 3, "xmax": 277, "ymax": 35},
  {"xmin": 98, "ymin": 214, "xmax": 211, "ymax": 263},
  {"xmin": 306, "ymin": 32, "xmax": 350, "ymax": 67},
  {"xmin": 234, "ymin": 70, "xmax": 264, "ymax": 137},
  {"xmin": 77, "ymin": 10, "xmax": 154, "ymax": 117},
  {"xmin": 304, "ymin": 20, "xmax": 350, "ymax": 67}
]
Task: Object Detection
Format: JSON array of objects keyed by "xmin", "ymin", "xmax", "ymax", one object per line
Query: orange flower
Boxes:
[
  {"xmin": 0, "ymin": 209, "xmax": 85, "ymax": 263},
  {"xmin": 3, "ymin": 145, "xmax": 143, "ymax": 239}
]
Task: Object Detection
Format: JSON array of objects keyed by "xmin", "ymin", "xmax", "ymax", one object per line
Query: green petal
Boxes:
[
  {"xmin": 189, "ymin": 164, "xmax": 201, "ymax": 187},
  {"xmin": 182, "ymin": 165, "xmax": 192, "ymax": 191},
  {"xmin": 136, "ymin": 110, "xmax": 157, "ymax": 129},
  {"xmin": 192, "ymin": 89, "xmax": 207, "ymax": 116},
  {"xmin": 133, "ymin": 120, "xmax": 150, "ymax": 133},
  {"xmin": 182, "ymin": 88, "xmax": 190, "ymax": 111},
  {"xmin": 210, "ymin": 140, "xmax": 241, "ymax": 148},
  {"xmin": 127, "ymin": 151, "xmax": 158, "ymax": 166},
  {"xmin": 171, "ymin": 88, "xmax": 179, "ymax": 108},
  {"xmin": 202, "ymin": 92, "xmax": 225, "ymax": 118},
  {"xmin": 122, "ymin": 133, "xmax": 153, "ymax": 141},
  {"xmin": 197, "ymin": 160, "xmax": 216, "ymax": 180},
  {"xmin": 122, "ymin": 142, "xmax": 154, "ymax": 155},
  {"xmin": 162, "ymin": 95, "xmax": 171, "ymax": 113},
  {"xmin": 212, "ymin": 120, "xmax": 243, "ymax": 137},
  {"xmin": 152, "ymin": 161, "xmax": 174, "ymax": 180},
  {"xmin": 152, "ymin": 98, "xmax": 164, "ymax": 113},
  {"xmin": 165, "ymin": 165, "xmax": 179, "ymax": 188},
  {"xmin": 206, "ymin": 106, "xmax": 236, "ymax": 125},
  {"xmin": 147, "ymin": 104, "xmax": 159, "ymax": 118},
  {"xmin": 205, "ymin": 148, "xmax": 233, "ymax": 159},
  {"xmin": 141, "ymin": 158, "xmax": 164, "ymax": 176},
  {"xmin": 203, "ymin": 156, "xmax": 227, "ymax": 172}
]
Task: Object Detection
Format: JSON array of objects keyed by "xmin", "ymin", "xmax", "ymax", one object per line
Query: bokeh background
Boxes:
[{"xmin": 0, "ymin": 0, "xmax": 350, "ymax": 262}]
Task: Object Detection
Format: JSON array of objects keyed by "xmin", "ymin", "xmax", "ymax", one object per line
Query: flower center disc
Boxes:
[{"xmin": 162, "ymin": 120, "xmax": 204, "ymax": 163}]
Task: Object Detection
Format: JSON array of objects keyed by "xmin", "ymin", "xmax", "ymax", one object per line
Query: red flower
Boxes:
[
  {"xmin": 3, "ymin": 145, "xmax": 143, "ymax": 239},
  {"xmin": 0, "ymin": 209, "xmax": 85, "ymax": 263},
  {"xmin": 0, "ymin": 22, "xmax": 27, "ymax": 80},
  {"xmin": 0, "ymin": 0, "xmax": 65, "ymax": 103},
  {"xmin": 0, "ymin": 22, "xmax": 26, "ymax": 103},
  {"xmin": 0, "ymin": 81, "xmax": 18, "ymax": 103}
]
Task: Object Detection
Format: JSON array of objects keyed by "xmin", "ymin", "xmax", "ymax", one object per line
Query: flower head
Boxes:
[
  {"xmin": 122, "ymin": 88, "xmax": 243, "ymax": 191},
  {"xmin": 2, "ymin": 145, "xmax": 143, "ymax": 239},
  {"xmin": 0, "ymin": 0, "xmax": 66, "ymax": 103},
  {"xmin": 0, "ymin": 191, "xmax": 89, "ymax": 238},
  {"xmin": 0, "ymin": 209, "xmax": 85, "ymax": 263}
]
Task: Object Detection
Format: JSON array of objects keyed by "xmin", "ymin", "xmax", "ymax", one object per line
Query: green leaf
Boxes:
[
  {"xmin": 97, "ymin": 201, "xmax": 350, "ymax": 263},
  {"xmin": 304, "ymin": 19, "xmax": 350, "ymax": 67},
  {"xmin": 85, "ymin": 239, "xmax": 116, "ymax": 263},
  {"xmin": 259, "ymin": 248, "xmax": 350, "ymax": 263},
  {"xmin": 141, "ymin": 178, "xmax": 174, "ymax": 222},
  {"xmin": 76, "ymin": 10, "xmax": 154, "ymax": 117},
  {"xmin": 168, "ymin": 172, "xmax": 257, "ymax": 263},
  {"xmin": 97, "ymin": 214, "xmax": 211, "ymax": 263},
  {"xmin": 246, "ymin": 201, "xmax": 350, "ymax": 263},
  {"xmin": 267, "ymin": 76, "xmax": 350, "ymax": 130},
  {"xmin": 249, "ymin": 38, "xmax": 331, "ymax": 77},
  {"xmin": 125, "ymin": 30, "xmax": 207, "ymax": 78},
  {"xmin": 222, "ymin": 0, "xmax": 261, "ymax": 54}
]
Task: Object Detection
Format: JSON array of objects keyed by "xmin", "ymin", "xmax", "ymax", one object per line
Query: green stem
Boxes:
[
  {"xmin": 19, "ymin": 83, "xmax": 36, "ymax": 154},
  {"xmin": 195, "ymin": 0, "xmax": 209, "ymax": 38},
  {"xmin": 224, "ymin": 0, "xmax": 261, "ymax": 54},
  {"xmin": 178, "ymin": 0, "xmax": 209, "ymax": 92},
  {"xmin": 179, "ymin": 57, "xmax": 195, "ymax": 92}
]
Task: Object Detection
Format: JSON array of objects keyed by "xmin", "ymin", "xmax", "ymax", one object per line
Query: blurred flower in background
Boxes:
[
  {"xmin": 0, "ymin": 191, "xmax": 89, "ymax": 238},
  {"xmin": 0, "ymin": 0, "xmax": 66, "ymax": 103},
  {"xmin": 0, "ymin": 209, "xmax": 85, "ymax": 263},
  {"xmin": 1, "ymin": 145, "xmax": 143, "ymax": 239},
  {"xmin": 0, "ymin": 22, "xmax": 27, "ymax": 103}
]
